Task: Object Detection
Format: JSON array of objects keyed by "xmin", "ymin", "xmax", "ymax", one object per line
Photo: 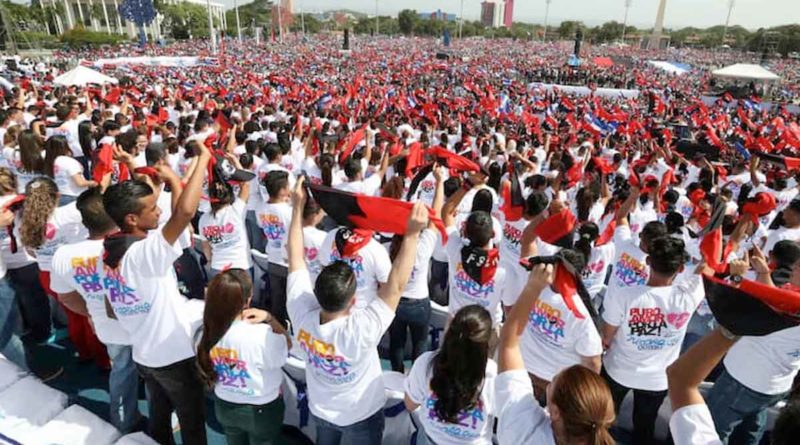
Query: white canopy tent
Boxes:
[
  {"xmin": 711, "ymin": 63, "xmax": 781, "ymax": 82},
  {"xmin": 52, "ymin": 66, "xmax": 118, "ymax": 86}
]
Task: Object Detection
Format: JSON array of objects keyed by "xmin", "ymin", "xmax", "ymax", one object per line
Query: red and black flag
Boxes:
[
  {"xmin": 501, "ymin": 161, "xmax": 525, "ymax": 222},
  {"xmin": 703, "ymin": 275, "xmax": 800, "ymax": 336},
  {"xmin": 307, "ymin": 183, "xmax": 448, "ymax": 243},
  {"xmin": 520, "ymin": 254, "xmax": 598, "ymax": 321},
  {"xmin": 406, "ymin": 163, "xmax": 434, "ymax": 201},
  {"xmin": 427, "ymin": 146, "xmax": 481, "ymax": 174},
  {"xmin": 696, "ymin": 197, "xmax": 732, "ymax": 273},
  {"xmin": 337, "ymin": 127, "xmax": 368, "ymax": 167},
  {"xmin": 753, "ymin": 151, "xmax": 800, "ymax": 172},
  {"xmin": 742, "ymin": 192, "xmax": 777, "ymax": 226},
  {"xmin": 534, "ymin": 208, "xmax": 577, "ymax": 249}
]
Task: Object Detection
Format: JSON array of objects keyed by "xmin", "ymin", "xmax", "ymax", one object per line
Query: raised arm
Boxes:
[
  {"xmin": 667, "ymin": 327, "xmax": 739, "ymax": 411},
  {"xmin": 431, "ymin": 164, "xmax": 445, "ymax": 220},
  {"xmin": 498, "ymin": 264, "xmax": 553, "ymax": 372},
  {"xmin": 161, "ymin": 143, "xmax": 210, "ymax": 245},
  {"xmin": 287, "ymin": 176, "xmax": 307, "ymax": 273},
  {"xmin": 749, "ymin": 156, "xmax": 762, "ymax": 188},
  {"xmin": 615, "ymin": 186, "xmax": 640, "ymax": 226},
  {"xmin": 377, "ymin": 202, "xmax": 428, "ymax": 311}
]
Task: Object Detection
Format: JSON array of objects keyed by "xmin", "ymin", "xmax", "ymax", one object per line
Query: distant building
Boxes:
[
  {"xmin": 418, "ymin": 10, "xmax": 457, "ymax": 22},
  {"xmin": 503, "ymin": 0, "xmax": 514, "ymax": 28},
  {"xmin": 480, "ymin": 0, "xmax": 513, "ymax": 28}
]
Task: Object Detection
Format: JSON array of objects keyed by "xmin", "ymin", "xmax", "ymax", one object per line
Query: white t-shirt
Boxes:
[
  {"xmin": 444, "ymin": 227, "xmax": 512, "ymax": 326},
  {"xmin": 53, "ymin": 155, "xmax": 86, "ymax": 197},
  {"xmin": 403, "ymin": 229, "xmax": 438, "ymax": 300},
  {"xmin": 762, "ymin": 226, "xmax": 800, "ymax": 256},
  {"xmin": 3, "ymin": 148, "xmax": 41, "ymax": 193},
  {"xmin": 318, "ymin": 229, "xmax": 391, "ymax": 308},
  {"xmin": 255, "ymin": 201, "xmax": 292, "ymax": 267},
  {"xmin": 246, "ymin": 156, "xmax": 265, "ymax": 211},
  {"xmin": 495, "ymin": 370, "xmax": 556, "ymax": 445},
  {"xmin": 101, "ymin": 230, "xmax": 198, "ymax": 367},
  {"xmin": 582, "ymin": 243, "xmax": 615, "ymax": 298},
  {"xmin": 198, "ymin": 199, "xmax": 252, "ymax": 271},
  {"xmin": 29, "ymin": 202, "xmax": 86, "ymax": 272},
  {"xmin": 602, "ymin": 275, "xmax": 705, "ymax": 391},
  {"xmin": 405, "ymin": 352, "xmax": 497, "ymax": 445},
  {"xmin": 303, "ymin": 226, "xmax": 328, "ymax": 283},
  {"xmin": 334, "ymin": 175, "xmax": 382, "ymax": 197},
  {"xmin": 669, "ymin": 404, "xmax": 722, "ymax": 445},
  {"xmin": 516, "ymin": 288, "xmax": 603, "ymax": 381},
  {"xmin": 286, "ymin": 269, "xmax": 394, "ymax": 426},
  {"xmin": 257, "ymin": 163, "xmax": 296, "ymax": 202},
  {"xmin": 606, "ymin": 225, "xmax": 649, "ymax": 297},
  {"xmin": 723, "ymin": 325, "xmax": 800, "ymax": 395},
  {"xmin": 49, "ymin": 239, "xmax": 130, "ymax": 346},
  {"xmin": 211, "ymin": 320, "xmax": 288, "ymax": 405},
  {"xmin": 0, "ymin": 195, "xmax": 34, "ymax": 270}
]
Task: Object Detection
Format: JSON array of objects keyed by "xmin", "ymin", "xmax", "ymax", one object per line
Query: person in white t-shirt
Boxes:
[
  {"xmin": 43, "ymin": 135, "xmax": 97, "ymax": 204},
  {"xmin": 255, "ymin": 170, "xmax": 293, "ymax": 327},
  {"xmin": 601, "ymin": 236, "xmax": 705, "ymax": 445},
  {"xmin": 100, "ymin": 145, "xmax": 211, "ymax": 444},
  {"xmin": 49, "ymin": 187, "xmax": 140, "ymax": 433},
  {"xmin": 667, "ymin": 305, "xmax": 800, "ymax": 445},
  {"xmin": 388, "ymin": 165, "xmax": 445, "ymax": 372},
  {"xmin": 574, "ymin": 222, "xmax": 615, "ymax": 307},
  {"xmin": 404, "ymin": 305, "xmax": 497, "ymax": 445},
  {"xmin": 301, "ymin": 198, "xmax": 327, "ymax": 283},
  {"xmin": 495, "ymin": 262, "xmax": 615, "ymax": 445},
  {"xmin": 762, "ymin": 199, "xmax": 800, "ymax": 254},
  {"xmin": 199, "ymin": 155, "xmax": 252, "ymax": 277},
  {"xmin": 196, "ymin": 269, "xmax": 291, "ymax": 444},
  {"xmin": 286, "ymin": 176, "xmax": 427, "ymax": 445},
  {"xmin": 700, "ymin": 253, "xmax": 800, "ymax": 444}
]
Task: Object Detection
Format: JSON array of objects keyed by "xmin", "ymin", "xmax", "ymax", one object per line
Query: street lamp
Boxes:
[
  {"xmin": 458, "ymin": 0, "xmax": 464, "ymax": 39},
  {"xmin": 621, "ymin": 0, "xmax": 631, "ymax": 43},
  {"xmin": 543, "ymin": 0, "xmax": 552, "ymax": 42},
  {"xmin": 206, "ymin": 0, "xmax": 216, "ymax": 53},
  {"xmin": 721, "ymin": 0, "xmax": 735, "ymax": 47},
  {"xmin": 375, "ymin": 0, "xmax": 379, "ymax": 35}
]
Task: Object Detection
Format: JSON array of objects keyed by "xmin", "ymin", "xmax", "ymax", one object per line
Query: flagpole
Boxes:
[
  {"xmin": 206, "ymin": 0, "xmax": 216, "ymax": 53},
  {"xmin": 721, "ymin": 0, "xmax": 735, "ymax": 47},
  {"xmin": 235, "ymin": 0, "xmax": 242, "ymax": 42},
  {"xmin": 277, "ymin": 1, "xmax": 284, "ymax": 43},
  {"xmin": 458, "ymin": 0, "xmax": 464, "ymax": 39},
  {"xmin": 543, "ymin": 0, "xmax": 552, "ymax": 42},
  {"xmin": 621, "ymin": 0, "xmax": 631, "ymax": 43}
]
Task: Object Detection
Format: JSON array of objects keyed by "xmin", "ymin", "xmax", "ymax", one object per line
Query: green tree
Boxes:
[
  {"xmin": 161, "ymin": 2, "xmax": 219, "ymax": 39},
  {"xmin": 557, "ymin": 21, "xmax": 583, "ymax": 39},
  {"xmin": 592, "ymin": 21, "xmax": 624, "ymax": 42},
  {"xmin": 398, "ymin": 9, "xmax": 417, "ymax": 35}
]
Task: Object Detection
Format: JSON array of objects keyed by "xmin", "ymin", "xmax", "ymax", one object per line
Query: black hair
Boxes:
[
  {"xmin": 145, "ymin": 142, "xmax": 167, "ymax": 166},
  {"xmin": 575, "ymin": 223, "xmax": 600, "ymax": 266},
  {"xmin": 314, "ymin": 261, "xmax": 357, "ymax": 312},
  {"xmin": 647, "ymin": 236, "xmax": 689, "ymax": 276},
  {"xmin": 465, "ymin": 211, "xmax": 493, "ymax": 247},
  {"xmin": 487, "ymin": 162, "xmax": 503, "ymax": 193},
  {"xmin": 576, "ymin": 187, "xmax": 598, "ymax": 222},
  {"xmin": 263, "ymin": 143, "xmax": 281, "ymax": 162},
  {"xmin": 102, "ymin": 120, "xmax": 120, "ymax": 135},
  {"xmin": 471, "ymin": 189, "xmax": 493, "ymax": 213},
  {"xmin": 103, "ymin": 180, "xmax": 154, "ymax": 230},
  {"xmin": 560, "ymin": 248, "xmax": 587, "ymax": 274},
  {"xmin": 76, "ymin": 187, "xmax": 116, "ymax": 236},
  {"xmin": 264, "ymin": 170, "xmax": 289, "ymax": 199},
  {"xmin": 524, "ymin": 191, "xmax": 549, "ymax": 217},
  {"xmin": 772, "ymin": 402, "xmax": 800, "ymax": 445},
  {"xmin": 430, "ymin": 305, "xmax": 492, "ymax": 424},
  {"xmin": 525, "ymin": 174, "xmax": 547, "ymax": 190},
  {"xmin": 319, "ymin": 153, "xmax": 335, "ymax": 187},
  {"xmin": 239, "ymin": 152, "xmax": 254, "ymax": 169},
  {"xmin": 640, "ymin": 221, "xmax": 668, "ymax": 252},
  {"xmin": 664, "ymin": 212, "xmax": 685, "ymax": 235},
  {"xmin": 443, "ymin": 177, "xmax": 461, "ymax": 198},
  {"xmin": 343, "ymin": 157, "xmax": 362, "ymax": 180}
]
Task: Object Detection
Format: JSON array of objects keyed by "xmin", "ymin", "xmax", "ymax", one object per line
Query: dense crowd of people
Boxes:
[{"xmin": 0, "ymin": 34, "xmax": 800, "ymax": 445}]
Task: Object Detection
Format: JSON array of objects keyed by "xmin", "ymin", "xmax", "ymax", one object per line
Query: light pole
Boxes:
[
  {"xmin": 235, "ymin": 0, "xmax": 242, "ymax": 42},
  {"xmin": 375, "ymin": 0, "xmax": 379, "ymax": 35},
  {"xmin": 543, "ymin": 0, "xmax": 552, "ymax": 42},
  {"xmin": 206, "ymin": 0, "xmax": 216, "ymax": 53},
  {"xmin": 277, "ymin": 1, "xmax": 284, "ymax": 43},
  {"xmin": 458, "ymin": 0, "xmax": 464, "ymax": 39},
  {"xmin": 621, "ymin": 0, "xmax": 631, "ymax": 43},
  {"xmin": 721, "ymin": 0, "xmax": 735, "ymax": 47}
]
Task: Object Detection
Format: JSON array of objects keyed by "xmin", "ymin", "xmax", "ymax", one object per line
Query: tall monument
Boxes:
[{"xmin": 648, "ymin": 0, "xmax": 667, "ymax": 49}]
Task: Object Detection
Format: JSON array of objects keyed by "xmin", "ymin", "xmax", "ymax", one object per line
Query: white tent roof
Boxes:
[
  {"xmin": 647, "ymin": 60, "xmax": 688, "ymax": 75},
  {"xmin": 711, "ymin": 63, "xmax": 780, "ymax": 81},
  {"xmin": 53, "ymin": 66, "xmax": 118, "ymax": 86}
]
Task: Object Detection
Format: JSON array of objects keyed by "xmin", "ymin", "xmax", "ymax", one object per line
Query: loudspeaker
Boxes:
[
  {"xmin": 435, "ymin": 52, "xmax": 451, "ymax": 60},
  {"xmin": 343, "ymin": 29, "xmax": 350, "ymax": 50}
]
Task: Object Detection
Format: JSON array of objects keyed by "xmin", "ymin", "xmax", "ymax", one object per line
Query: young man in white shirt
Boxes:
[
  {"xmin": 50, "ymin": 188, "xmax": 140, "ymax": 433},
  {"xmin": 100, "ymin": 144, "xmax": 211, "ymax": 444},
  {"xmin": 286, "ymin": 176, "xmax": 427, "ymax": 445},
  {"xmin": 255, "ymin": 170, "xmax": 292, "ymax": 327},
  {"xmin": 601, "ymin": 235, "xmax": 705, "ymax": 445}
]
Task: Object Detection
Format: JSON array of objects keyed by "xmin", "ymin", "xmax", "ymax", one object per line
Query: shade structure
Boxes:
[
  {"xmin": 711, "ymin": 63, "xmax": 781, "ymax": 82},
  {"xmin": 647, "ymin": 60, "xmax": 689, "ymax": 75},
  {"xmin": 53, "ymin": 66, "xmax": 118, "ymax": 87}
]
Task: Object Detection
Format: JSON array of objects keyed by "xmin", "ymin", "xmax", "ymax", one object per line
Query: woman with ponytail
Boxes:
[
  {"xmin": 404, "ymin": 305, "xmax": 497, "ymax": 445},
  {"xmin": 575, "ymin": 223, "xmax": 615, "ymax": 307},
  {"xmin": 498, "ymin": 263, "xmax": 615, "ymax": 445},
  {"xmin": 196, "ymin": 269, "xmax": 290, "ymax": 444}
]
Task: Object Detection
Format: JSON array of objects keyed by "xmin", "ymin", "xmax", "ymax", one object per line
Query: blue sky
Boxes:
[{"xmin": 218, "ymin": 0, "xmax": 798, "ymax": 30}]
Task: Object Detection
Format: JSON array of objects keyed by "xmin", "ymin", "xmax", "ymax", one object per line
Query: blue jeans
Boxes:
[
  {"xmin": 107, "ymin": 344, "xmax": 140, "ymax": 434},
  {"xmin": 706, "ymin": 368, "xmax": 787, "ymax": 445},
  {"xmin": 0, "ymin": 276, "xmax": 27, "ymax": 371},
  {"xmin": 314, "ymin": 408, "xmax": 385, "ymax": 445},
  {"xmin": 388, "ymin": 297, "xmax": 431, "ymax": 372}
]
